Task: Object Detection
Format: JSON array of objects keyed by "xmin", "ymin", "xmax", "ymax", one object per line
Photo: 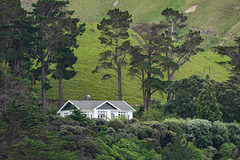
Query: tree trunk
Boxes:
[
  {"xmin": 146, "ymin": 89, "xmax": 151, "ymax": 111},
  {"xmin": 41, "ymin": 61, "xmax": 47, "ymax": 114},
  {"xmin": 142, "ymin": 70, "xmax": 147, "ymax": 111},
  {"xmin": 59, "ymin": 73, "xmax": 63, "ymax": 109},
  {"xmin": 171, "ymin": 20, "xmax": 174, "ymax": 41},
  {"xmin": 117, "ymin": 67, "xmax": 122, "ymax": 100},
  {"xmin": 167, "ymin": 66, "xmax": 172, "ymax": 100}
]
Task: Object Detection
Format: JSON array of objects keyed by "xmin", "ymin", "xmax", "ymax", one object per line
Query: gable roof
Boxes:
[{"xmin": 57, "ymin": 100, "xmax": 135, "ymax": 113}]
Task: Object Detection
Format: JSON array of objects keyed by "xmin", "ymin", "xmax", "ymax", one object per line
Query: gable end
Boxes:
[
  {"xmin": 97, "ymin": 103, "xmax": 118, "ymax": 110},
  {"xmin": 61, "ymin": 102, "xmax": 76, "ymax": 111}
]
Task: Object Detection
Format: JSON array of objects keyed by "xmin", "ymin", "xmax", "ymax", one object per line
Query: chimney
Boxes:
[{"xmin": 85, "ymin": 95, "xmax": 90, "ymax": 101}]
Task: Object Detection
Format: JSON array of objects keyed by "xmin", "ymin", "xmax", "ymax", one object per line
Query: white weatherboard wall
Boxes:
[
  {"xmin": 60, "ymin": 110, "xmax": 73, "ymax": 117},
  {"xmin": 59, "ymin": 110, "xmax": 133, "ymax": 120}
]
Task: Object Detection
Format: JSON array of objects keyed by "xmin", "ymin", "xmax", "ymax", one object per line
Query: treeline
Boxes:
[{"xmin": 0, "ymin": 0, "xmax": 85, "ymax": 112}]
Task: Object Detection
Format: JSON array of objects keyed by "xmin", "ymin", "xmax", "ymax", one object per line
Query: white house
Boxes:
[{"xmin": 57, "ymin": 100, "xmax": 136, "ymax": 120}]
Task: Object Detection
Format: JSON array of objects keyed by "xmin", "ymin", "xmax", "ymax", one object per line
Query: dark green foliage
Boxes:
[
  {"xmin": 93, "ymin": 8, "xmax": 132, "ymax": 100},
  {"xmin": 130, "ymin": 23, "xmax": 171, "ymax": 110},
  {"xmin": 226, "ymin": 123, "xmax": 240, "ymax": 146},
  {"xmin": 164, "ymin": 75, "xmax": 240, "ymax": 123},
  {"xmin": 215, "ymin": 37, "xmax": 240, "ymax": 84},
  {"xmin": 8, "ymin": 137, "xmax": 80, "ymax": 160},
  {"xmin": 108, "ymin": 119, "xmax": 124, "ymax": 132},
  {"xmin": 67, "ymin": 107, "xmax": 88, "ymax": 126},
  {"xmin": 164, "ymin": 75, "xmax": 205, "ymax": 118},
  {"xmin": 49, "ymin": 7, "xmax": 85, "ymax": 109},
  {"xmin": 217, "ymin": 143, "xmax": 237, "ymax": 159},
  {"xmin": 161, "ymin": 132, "xmax": 194, "ymax": 160},
  {"xmin": 161, "ymin": 8, "xmax": 203, "ymax": 101},
  {"xmin": 140, "ymin": 100, "xmax": 164, "ymax": 121},
  {"xmin": 0, "ymin": 0, "xmax": 38, "ymax": 78},
  {"xmin": 211, "ymin": 121, "xmax": 230, "ymax": 149},
  {"xmin": 163, "ymin": 118, "xmax": 186, "ymax": 132},
  {"xmin": 186, "ymin": 119, "xmax": 213, "ymax": 148},
  {"xmin": 31, "ymin": 0, "xmax": 84, "ymax": 113},
  {"xmin": 215, "ymin": 82, "xmax": 240, "ymax": 122},
  {"xmin": 203, "ymin": 146, "xmax": 217, "ymax": 159},
  {"xmin": 126, "ymin": 123, "xmax": 152, "ymax": 140},
  {"xmin": 197, "ymin": 75, "xmax": 222, "ymax": 121}
]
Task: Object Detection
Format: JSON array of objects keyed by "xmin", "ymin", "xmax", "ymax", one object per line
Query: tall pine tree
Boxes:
[
  {"xmin": 50, "ymin": 8, "xmax": 85, "ymax": 109},
  {"xmin": 32, "ymin": 0, "xmax": 82, "ymax": 113},
  {"xmin": 161, "ymin": 8, "xmax": 203, "ymax": 100},
  {"xmin": 92, "ymin": 8, "xmax": 132, "ymax": 100},
  {"xmin": 130, "ymin": 23, "xmax": 172, "ymax": 110}
]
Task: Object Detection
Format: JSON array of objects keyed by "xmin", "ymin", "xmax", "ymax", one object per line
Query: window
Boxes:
[
  {"xmin": 98, "ymin": 111, "xmax": 107, "ymax": 119},
  {"xmin": 64, "ymin": 112, "xmax": 69, "ymax": 117},
  {"xmin": 83, "ymin": 111, "xmax": 89, "ymax": 118},
  {"xmin": 118, "ymin": 112, "xmax": 128, "ymax": 118}
]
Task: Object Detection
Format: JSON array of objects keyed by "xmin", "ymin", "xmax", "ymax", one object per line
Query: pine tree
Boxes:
[
  {"xmin": 92, "ymin": 8, "xmax": 132, "ymax": 100},
  {"xmin": 161, "ymin": 8, "xmax": 203, "ymax": 100},
  {"xmin": 130, "ymin": 23, "xmax": 172, "ymax": 110},
  {"xmin": 50, "ymin": 9, "xmax": 85, "ymax": 109},
  {"xmin": 32, "ymin": 0, "xmax": 82, "ymax": 113}
]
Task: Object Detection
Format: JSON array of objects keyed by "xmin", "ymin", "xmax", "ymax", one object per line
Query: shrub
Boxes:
[
  {"xmin": 106, "ymin": 127, "xmax": 116, "ymax": 135},
  {"xmin": 59, "ymin": 125, "xmax": 84, "ymax": 135},
  {"xmin": 108, "ymin": 119, "xmax": 124, "ymax": 132},
  {"xmin": 211, "ymin": 121, "xmax": 230, "ymax": 148},
  {"xmin": 94, "ymin": 118, "xmax": 108, "ymax": 126},
  {"xmin": 150, "ymin": 122, "xmax": 168, "ymax": 131},
  {"xmin": 161, "ymin": 132, "xmax": 195, "ymax": 160},
  {"xmin": 141, "ymin": 107, "xmax": 164, "ymax": 121},
  {"xmin": 96, "ymin": 139, "xmax": 122, "ymax": 160},
  {"xmin": 186, "ymin": 119, "xmax": 212, "ymax": 148},
  {"xmin": 226, "ymin": 123, "xmax": 240, "ymax": 146},
  {"xmin": 218, "ymin": 143, "xmax": 237, "ymax": 159},
  {"xmin": 163, "ymin": 118, "xmax": 187, "ymax": 132},
  {"xmin": 67, "ymin": 108, "xmax": 89, "ymax": 126},
  {"xmin": 203, "ymin": 146, "xmax": 217, "ymax": 159},
  {"xmin": 126, "ymin": 123, "xmax": 152, "ymax": 140}
]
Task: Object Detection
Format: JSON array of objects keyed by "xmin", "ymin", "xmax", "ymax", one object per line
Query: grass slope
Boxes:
[
  {"xmin": 68, "ymin": 0, "xmax": 240, "ymax": 37},
  {"xmin": 38, "ymin": 23, "xmax": 230, "ymax": 105}
]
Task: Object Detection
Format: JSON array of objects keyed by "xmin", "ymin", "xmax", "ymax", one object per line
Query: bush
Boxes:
[
  {"xmin": 186, "ymin": 119, "xmax": 212, "ymax": 148},
  {"xmin": 126, "ymin": 123, "xmax": 152, "ymax": 140},
  {"xmin": 150, "ymin": 122, "xmax": 168, "ymax": 131},
  {"xmin": 218, "ymin": 143, "xmax": 237, "ymax": 159},
  {"xmin": 163, "ymin": 118, "xmax": 187, "ymax": 132},
  {"xmin": 226, "ymin": 123, "xmax": 240, "ymax": 146},
  {"xmin": 141, "ymin": 107, "xmax": 164, "ymax": 121},
  {"xmin": 59, "ymin": 125, "xmax": 84, "ymax": 135},
  {"xmin": 211, "ymin": 121, "xmax": 230, "ymax": 148},
  {"xmin": 94, "ymin": 118, "xmax": 108, "ymax": 126},
  {"xmin": 203, "ymin": 146, "xmax": 217, "ymax": 159},
  {"xmin": 108, "ymin": 119, "xmax": 124, "ymax": 132},
  {"xmin": 161, "ymin": 132, "xmax": 195, "ymax": 160}
]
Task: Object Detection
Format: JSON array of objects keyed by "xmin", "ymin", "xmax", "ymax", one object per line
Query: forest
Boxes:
[{"xmin": 0, "ymin": 0, "xmax": 240, "ymax": 159}]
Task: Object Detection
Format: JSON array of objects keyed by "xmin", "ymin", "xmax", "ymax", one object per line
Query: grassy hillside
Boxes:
[
  {"xmin": 68, "ymin": 0, "xmax": 240, "ymax": 38},
  {"xmin": 35, "ymin": 23, "xmax": 230, "ymax": 105},
  {"xmin": 19, "ymin": 0, "xmax": 234, "ymax": 104}
]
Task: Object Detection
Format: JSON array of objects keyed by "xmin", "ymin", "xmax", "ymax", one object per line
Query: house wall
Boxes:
[
  {"xmin": 59, "ymin": 110, "xmax": 73, "ymax": 117},
  {"xmin": 59, "ymin": 110, "xmax": 134, "ymax": 120},
  {"xmin": 128, "ymin": 111, "xmax": 133, "ymax": 119}
]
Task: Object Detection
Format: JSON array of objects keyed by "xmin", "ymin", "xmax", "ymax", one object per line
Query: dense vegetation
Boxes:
[
  {"xmin": 1, "ymin": 94, "xmax": 240, "ymax": 159},
  {"xmin": 1, "ymin": 0, "xmax": 240, "ymax": 159}
]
